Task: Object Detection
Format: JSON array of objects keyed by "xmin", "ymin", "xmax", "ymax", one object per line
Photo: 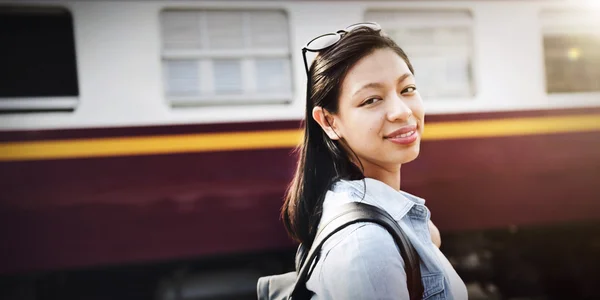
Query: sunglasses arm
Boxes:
[{"xmin": 302, "ymin": 48, "xmax": 310, "ymax": 76}]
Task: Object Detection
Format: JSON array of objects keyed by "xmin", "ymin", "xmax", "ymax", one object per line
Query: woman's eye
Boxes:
[
  {"xmin": 362, "ymin": 97, "xmax": 381, "ymax": 106},
  {"xmin": 401, "ymin": 86, "xmax": 417, "ymax": 94}
]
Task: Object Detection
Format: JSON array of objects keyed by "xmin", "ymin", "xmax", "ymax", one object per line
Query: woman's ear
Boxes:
[{"xmin": 312, "ymin": 106, "xmax": 341, "ymax": 140}]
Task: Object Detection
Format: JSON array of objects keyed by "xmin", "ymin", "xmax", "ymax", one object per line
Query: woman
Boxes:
[{"xmin": 281, "ymin": 23, "xmax": 468, "ymax": 299}]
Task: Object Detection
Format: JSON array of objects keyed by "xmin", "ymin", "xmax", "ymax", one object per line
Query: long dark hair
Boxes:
[{"xmin": 281, "ymin": 27, "xmax": 414, "ymax": 246}]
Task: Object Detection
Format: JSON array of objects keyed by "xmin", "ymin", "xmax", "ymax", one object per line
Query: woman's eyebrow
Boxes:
[
  {"xmin": 352, "ymin": 82, "xmax": 385, "ymax": 97},
  {"xmin": 396, "ymin": 73, "xmax": 413, "ymax": 84},
  {"xmin": 352, "ymin": 73, "xmax": 413, "ymax": 97}
]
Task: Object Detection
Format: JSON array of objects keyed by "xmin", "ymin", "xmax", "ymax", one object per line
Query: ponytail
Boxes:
[{"xmin": 281, "ymin": 73, "xmax": 362, "ymax": 246}]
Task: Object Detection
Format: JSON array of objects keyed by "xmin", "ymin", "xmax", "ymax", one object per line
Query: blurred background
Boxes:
[{"xmin": 1, "ymin": 0, "xmax": 599, "ymax": 299}]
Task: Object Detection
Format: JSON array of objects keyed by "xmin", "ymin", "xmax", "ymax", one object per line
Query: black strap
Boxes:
[{"xmin": 290, "ymin": 202, "xmax": 424, "ymax": 300}]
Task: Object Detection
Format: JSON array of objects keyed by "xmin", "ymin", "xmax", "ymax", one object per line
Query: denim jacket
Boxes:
[{"xmin": 305, "ymin": 178, "xmax": 468, "ymax": 300}]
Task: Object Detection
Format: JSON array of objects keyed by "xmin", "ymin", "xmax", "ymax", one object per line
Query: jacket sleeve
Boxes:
[{"xmin": 317, "ymin": 223, "xmax": 410, "ymax": 300}]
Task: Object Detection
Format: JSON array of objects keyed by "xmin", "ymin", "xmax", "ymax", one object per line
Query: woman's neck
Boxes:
[{"xmin": 363, "ymin": 164, "xmax": 402, "ymax": 191}]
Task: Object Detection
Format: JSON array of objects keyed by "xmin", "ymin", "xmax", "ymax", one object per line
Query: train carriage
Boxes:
[{"xmin": 1, "ymin": 1, "xmax": 599, "ymax": 299}]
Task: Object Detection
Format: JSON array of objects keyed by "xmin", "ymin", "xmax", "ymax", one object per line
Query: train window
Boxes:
[
  {"xmin": 165, "ymin": 60, "xmax": 200, "ymax": 96},
  {"xmin": 0, "ymin": 6, "xmax": 79, "ymax": 113},
  {"xmin": 541, "ymin": 10, "xmax": 600, "ymax": 94},
  {"xmin": 213, "ymin": 60, "xmax": 243, "ymax": 94},
  {"xmin": 365, "ymin": 10, "xmax": 474, "ymax": 99},
  {"xmin": 160, "ymin": 9, "xmax": 292, "ymax": 106},
  {"xmin": 256, "ymin": 58, "xmax": 291, "ymax": 93}
]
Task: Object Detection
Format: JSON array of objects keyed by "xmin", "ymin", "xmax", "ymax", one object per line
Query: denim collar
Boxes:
[{"xmin": 330, "ymin": 178, "xmax": 427, "ymax": 221}]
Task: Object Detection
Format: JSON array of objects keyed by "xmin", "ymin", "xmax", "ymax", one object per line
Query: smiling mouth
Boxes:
[
  {"xmin": 385, "ymin": 125, "xmax": 419, "ymax": 145},
  {"xmin": 384, "ymin": 124, "xmax": 418, "ymax": 139},
  {"xmin": 388, "ymin": 130, "xmax": 416, "ymax": 139}
]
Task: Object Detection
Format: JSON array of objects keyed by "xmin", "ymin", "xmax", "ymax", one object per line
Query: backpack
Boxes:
[{"xmin": 257, "ymin": 202, "xmax": 424, "ymax": 300}]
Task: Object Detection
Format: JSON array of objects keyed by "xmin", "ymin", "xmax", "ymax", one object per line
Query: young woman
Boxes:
[{"xmin": 281, "ymin": 23, "xmax": 468, "ymax": 299}]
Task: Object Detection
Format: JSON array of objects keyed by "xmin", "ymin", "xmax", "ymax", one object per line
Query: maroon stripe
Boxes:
[
  {"xmin": 0, "ymin": 119, "xmax": 303, "ymax": 142},
  {"xmin": 0, "ymin": 147, "xmax": 297, "ymax": 274}
]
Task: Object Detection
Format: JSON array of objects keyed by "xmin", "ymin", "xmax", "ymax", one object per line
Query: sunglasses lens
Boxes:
[
  {"xmin": 306, "ymin": 33, "xmax": 341, "ymax": 51},
  {"xmin": 345, "ymin": 22, "xmax": 381, "ymax": 32}
]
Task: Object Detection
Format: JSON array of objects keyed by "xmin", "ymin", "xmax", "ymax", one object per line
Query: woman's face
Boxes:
[{"xmin": 320, "ymin": 48, "xmax": 425, "ymax": 174}]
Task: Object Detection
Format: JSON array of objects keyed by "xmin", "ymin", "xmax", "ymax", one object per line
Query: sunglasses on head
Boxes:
[{"xmin": 301, "ymin": 22, "xmax": 382, "ymax": 75}]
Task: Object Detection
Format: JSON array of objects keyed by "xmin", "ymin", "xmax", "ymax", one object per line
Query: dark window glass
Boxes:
[{"xmin": 0, "ymin": 6, "xmax": 78, "ymax": 98}]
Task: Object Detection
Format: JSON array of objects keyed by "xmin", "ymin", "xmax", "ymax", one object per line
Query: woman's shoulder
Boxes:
[
  {"xmin": 311, "ymin": 222, "xmax": 409, "ymax": 299},
  {"xmin": 319, "ymin": 179, "xmax": 412, "ymax": 257},
  {"xmin": 320, "ymin": 221, "xmax": 404, "ymax": 269}
]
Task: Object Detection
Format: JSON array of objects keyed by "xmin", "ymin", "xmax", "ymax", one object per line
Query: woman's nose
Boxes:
[{"xmin": 387, "ymin": 95, "xmax": 413, "ymax": 122}]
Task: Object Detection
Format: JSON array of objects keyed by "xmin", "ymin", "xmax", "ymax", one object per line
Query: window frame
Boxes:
[
  {"xmin": 0, "ymin": 5, "xmax": 79, "ymax": 113},
  {"xmin": 159, "ymin": 8, "xmax": 294, "ymax": 107},
  {"xmin": 540, "ymin": 9, "xmax": 600, "ymax": 94}
]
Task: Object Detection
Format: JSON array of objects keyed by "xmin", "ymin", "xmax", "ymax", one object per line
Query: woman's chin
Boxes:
[{"xmin": 396, "ymin": 145, "xmax": 420, "ymax": 164}]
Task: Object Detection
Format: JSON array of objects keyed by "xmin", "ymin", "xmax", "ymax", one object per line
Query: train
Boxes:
[{"xmin": 1, "ymin": 0, "xmax": 599, "ymax": 299}]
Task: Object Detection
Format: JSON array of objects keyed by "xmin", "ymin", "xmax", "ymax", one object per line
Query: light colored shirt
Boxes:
[{"xmin": 305, "ymin": 178, "xmax": 468, "ymax": 300}]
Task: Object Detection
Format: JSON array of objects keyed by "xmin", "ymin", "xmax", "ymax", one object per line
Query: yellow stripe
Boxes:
[
  {"xmin": 0, "ymin": 129, "xmax": 303, "ymax": 161},
  {"xmin": 0, "ymin": 114, "xmax": 598, "ymax": 161},
  {"xmin": 423, "ymin": 114, "xmax": 600, "ymax": 139}
]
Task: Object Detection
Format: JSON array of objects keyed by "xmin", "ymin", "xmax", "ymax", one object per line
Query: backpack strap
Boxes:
[{"xmin": 290, "ymin": 202, "xmax": 424, "ymax": 300}]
